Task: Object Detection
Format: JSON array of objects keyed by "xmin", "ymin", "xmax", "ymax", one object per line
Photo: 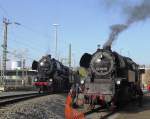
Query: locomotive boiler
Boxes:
[
  {"xmin": 70, "ymin": 46, "xmax": 144, "ymax": 111},
  {"xmin": 32, "ymin": 54, "xmax": 73, "ymax": 93}
]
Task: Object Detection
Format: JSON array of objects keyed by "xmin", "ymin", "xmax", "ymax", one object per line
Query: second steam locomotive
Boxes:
[
  {"xmin": 69, "ymin": 46, "xmax": 144, "ymax": 110},
  {"xmin": 32, "ymin": 55, "xmax": 73, "ymax": 93}
]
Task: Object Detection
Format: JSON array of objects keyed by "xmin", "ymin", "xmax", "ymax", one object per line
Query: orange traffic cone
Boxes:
[
  {"xmin": 65, "ymin": 94, "xmax": 85, "ymax": 119},
  {"xmin": 65, "ymin": 94, "xmax": 73, "ymax": 119}
]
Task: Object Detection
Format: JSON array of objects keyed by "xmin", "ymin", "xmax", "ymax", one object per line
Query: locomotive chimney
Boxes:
[
  {"xmin": 97, "ymin": 44, "xmax": 101, "ymax": 51},
  {"xmin": 104, "ymin": 45, "xmax": 111, "ymax": 51}
]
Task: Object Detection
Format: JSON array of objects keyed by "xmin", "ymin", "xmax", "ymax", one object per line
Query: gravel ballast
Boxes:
[
  {"xmin": 1, "ymin": 94, "xmax": 150, "ymax": 119},
  {"xmin": 0, "ymin": 94, "xmax": 66, "ymax": 119}
]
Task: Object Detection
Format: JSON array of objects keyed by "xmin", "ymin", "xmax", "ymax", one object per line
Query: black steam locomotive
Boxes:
[
  {"xmin": 70, "ymin": 47, "xmax": 144, "ymax": 110},
  {"xmin": 32, "ymin": 55, "xmax": 73, "ymax": 93}
]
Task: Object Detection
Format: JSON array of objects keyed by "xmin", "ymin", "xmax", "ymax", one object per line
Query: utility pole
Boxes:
[
  {"xmin": 1, "ymin": 18, "xmax": 11, "ymax": 85},
  {"xmin": 22, "ymin": 57, "xmax": 25, "ymax": 86},
  {"xmin": 53, "ymin": 24, "xmax": 59, "ymax": 60},
  {"xmin": 68, "ymin": 44, "xmax": 71, "ymax": 67}
]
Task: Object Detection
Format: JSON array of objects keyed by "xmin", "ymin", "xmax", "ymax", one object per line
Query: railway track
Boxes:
[
  {"xmin": 0, "ymin": 92, "xmax": 47, "ymax": 107},
  {"xmin": 84, "ymin": 107, "xmax": 118, "ymax": 119},
  {"xmin": 98, "ymin": 110, "xmax": 118, "ymax": 119}
]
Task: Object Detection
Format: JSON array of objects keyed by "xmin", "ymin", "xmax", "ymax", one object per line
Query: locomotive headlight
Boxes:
[
  {"xmin": 34, "ymin": 78, "xmax": 37, "ymax": 82},
  {"xmin": 49, "ymin": 79, "xmax": 53, "ymax": 82},
  {"xmin": 96, "ymin": 58, "xmax": 101, "ymax": 63},
  {"xmin": 40, "ymin": 62, "xmax": 44, "ymax": 66},
  {"xmin": 80, "ymin": 80, "xmax": 84, "ymax": 84},
  {"xmin": 116, "ymin": 80, "xmax": 121, "ymax": 85},
  {"xmin": 100, "ymin": 54, "xmax": 103, "ymax": 58}
]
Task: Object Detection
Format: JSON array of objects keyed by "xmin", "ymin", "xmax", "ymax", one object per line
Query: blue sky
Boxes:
[{"xmin": 0, "ymin": 0, "xmax": 149, "ymax": 67}]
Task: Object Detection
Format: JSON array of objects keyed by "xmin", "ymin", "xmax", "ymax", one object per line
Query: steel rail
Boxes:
[
  {"xmin": 0, "ymin": 93, "xmax": 47, "ymax": 107},
  {"xmin": 83, "ymin": 106, "xmax": 118, "ymax": 119}
]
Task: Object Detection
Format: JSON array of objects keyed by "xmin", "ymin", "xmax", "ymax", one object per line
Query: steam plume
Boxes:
[
  {"xmin": 103, "ymin": 24, "xmax": 128, "ymax": 49},
  {"xmin": 103, "ymin": 0, "xmax": 150, "ymax": 49}
]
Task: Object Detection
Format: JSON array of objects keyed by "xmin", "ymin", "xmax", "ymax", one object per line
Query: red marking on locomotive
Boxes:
[
  {"xmin": 147, "ymin": 85, "xmax": 150, "ymax": 91},
  {"xmin": 33, "ymin": 82, "xmax": 49, "ymax": 86}
]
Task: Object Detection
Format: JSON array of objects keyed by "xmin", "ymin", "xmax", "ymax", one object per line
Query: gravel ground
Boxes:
[
  {"xmin": 1, "ymin": 94, "xmax": 150, "ymax": 119},
  {"xmin": 115, "ymin": 95, "xmax": 150, "ymax": 119},
  {"xmin": 0, "ymin": 94, "xmax": 66, "ymax": 119},
  {"xmin": 85, "ymin": 95, "xmax": 150, "ymax": 119}
]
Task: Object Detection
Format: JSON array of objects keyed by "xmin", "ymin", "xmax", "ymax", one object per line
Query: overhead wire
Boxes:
[
  {"xmin": 0, "ymin": 1, "xmax": 9, "ymax": 18},
  {"xmin": 0, "ymin": 0, "xmax": 49, "ymax": 40},
  {"xmin": 8, "ymin": 51, "xmax": 34, "ymax": 61},
  {"xmin": 10, "ymin": 27, "xmax": 45, "ymax": 53},
  {"xmin": 12, "ymin": 23, "xmax": 52, "ymax": 57},
  {"xmin": 20, "ymin": 24, "xmax": 50, "ymax": 40},
  {"xmin": 0, "ymin": 1, "xmax": 53, "ymax": 62},
  {"xmin": 7, "ymin": 45, "xmax": 36, "ymax": 62},
  {"xmin": 19, "ymin": 24, "xmax": 52, "ymax": 54},
  {"xmin": 0, "ymin": 1, "xmax": 50, "ymax": 49},
  {"xmin": 8, "ymin": 28, "xmax": 46, "ymax": 62}
]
